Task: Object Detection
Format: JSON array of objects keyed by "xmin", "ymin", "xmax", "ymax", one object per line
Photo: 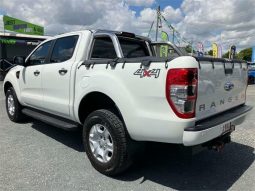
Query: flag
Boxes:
[
  {"xmin": 197, "ymin": 42, "xmax": 204, "ymax": 53},
  {"xmin": 160, "ymin": 45, "xmax": 168, "ymax": 58},
  {"xmin": 212, "ymin": 43, "xmax": 218, "ymax": 58},
  {"xmin": 161, "ymin": 31, "xmax": 169, "ymax": 41},
  {"xmin": 218, "ymin": 44, "xmax": 222, "ymax": 58},
  {"xmin": 229, "ymin": 45, "xmax": 236, "ymax": 59}
]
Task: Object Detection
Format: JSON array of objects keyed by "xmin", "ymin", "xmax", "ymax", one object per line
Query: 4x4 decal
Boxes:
[{"xmin": 134, "ymin": 69, "xmax": 160, "ymax": 78}]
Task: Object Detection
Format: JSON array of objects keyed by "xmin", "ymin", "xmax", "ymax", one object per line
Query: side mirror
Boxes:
[{"xmin": 13, "ymin": 56, "xmax": 26, "ymax": 66}]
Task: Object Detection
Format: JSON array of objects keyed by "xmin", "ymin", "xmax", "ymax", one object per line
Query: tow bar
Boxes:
[{"xmin": 205, "ymin": 133, "xmax": 232, "ymax": 152}]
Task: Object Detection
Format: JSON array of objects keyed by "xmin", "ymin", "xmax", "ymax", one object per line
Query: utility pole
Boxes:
[
  {"xmin": 148, "ymin": 21, "xmax": 154, "ymax": 37},
  {"xmin": 191, "ymin": 41, "xmax": 193, "ymax": 56},
  {"xmin": 155, "ymin": 6, "xmax": 160, "ymax": 41}
]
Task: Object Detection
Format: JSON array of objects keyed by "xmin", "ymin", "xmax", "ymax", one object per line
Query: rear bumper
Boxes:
[{"xmin": 183, "ymin": 105, "xmax": 252, "ymax": 146}]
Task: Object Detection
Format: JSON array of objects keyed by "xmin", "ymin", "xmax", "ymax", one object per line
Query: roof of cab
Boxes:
[{"xmin": 52, "ymin": 29, "xmax": 151, "ymax": 42}]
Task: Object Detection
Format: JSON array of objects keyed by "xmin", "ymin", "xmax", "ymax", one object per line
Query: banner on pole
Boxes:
[
  {"xmin": 218, "ymin": 44, "xmax": 222, "ymax": 58},
  {"xmin": 160, "ymin": 45, "xmax": 168, "ymax": 58},
  {"xmin": 197, "ymin": 42, "xmax": 204, "ymax": 53},
  {"xmin": 196, "ymin": 42, "xmax": 204, "ymax": 57},
  {"xmin": 229, "ymin": 45, "xmax": 236, "ymax": 59},
  {"xmin": 212, "ymin": 43, "xmax": 218, "ymax": 58},
  {"xmin": 161, "ymin": 31, "xmax": 169, "ymax": 41}
]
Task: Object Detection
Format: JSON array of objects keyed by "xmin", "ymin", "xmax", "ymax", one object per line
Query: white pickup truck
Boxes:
[{"xmin": 3, "ymin": 30, "xmax": 252, "ymax": 175}]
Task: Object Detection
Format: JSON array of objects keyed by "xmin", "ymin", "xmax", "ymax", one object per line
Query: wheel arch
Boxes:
[
  {"xmin": 78, "ymin": 91, "xmax": 125, "ymax": 125},
  {"xmin": 4, "ymin": 81, "xmax": 13, "ymax": 95}
]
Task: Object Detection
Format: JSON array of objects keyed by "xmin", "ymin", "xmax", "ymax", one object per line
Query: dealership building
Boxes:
[{"xmin": 0, "ymin": 15, "xmax": 48, "ymax": 80}]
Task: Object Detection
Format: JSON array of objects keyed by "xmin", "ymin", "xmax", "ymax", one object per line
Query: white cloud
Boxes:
[
  {"xmin": 138, "ymin": 8, "xmax": 156, "ymax": 23},
  {"xmin": 0, "ymin": 0, "xmax": 254, "ymax": 52},
  {"xmin": 177, "ymin": 0, "xmax": 255, "ymax": 51},
  {"xmin": 0, "ymin": 0, "xmax": 182, "ymax": 38},
  {"xmin": 125, "ymin": 0, "xmax": 155, "ymax": 7},
  {"xmin": 162, "ymin": 6, "xmax": 182, "ymax": 22},
  {"xmin": 138, "ymin": 6, "xmax": 183, "ymax": 23},
  {"xmin": 0, "ymin": 0, "xmax": 134, "ymax": 34}
]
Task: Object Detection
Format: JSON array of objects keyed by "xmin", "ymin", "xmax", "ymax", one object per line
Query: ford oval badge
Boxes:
[{"xmin": 224, "ymin": 82, "xmax": 234, "ymax": 91}]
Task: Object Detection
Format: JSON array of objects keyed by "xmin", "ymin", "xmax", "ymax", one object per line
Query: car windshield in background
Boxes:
[
  {"xmin": 118, "ymin": 37, "xmax": 150, "ymax": 58},
  {"xmin": 248, "ymin": 64, "xmax": 255, "ymax": 70}
]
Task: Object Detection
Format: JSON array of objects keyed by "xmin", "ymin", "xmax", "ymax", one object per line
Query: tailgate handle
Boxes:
[{"xmin": 224, "ymin": 62, "xmax": 234, "ymax": 75}]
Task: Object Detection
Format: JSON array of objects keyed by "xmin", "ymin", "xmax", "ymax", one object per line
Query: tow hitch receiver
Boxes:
[{"xmin": 204, "ymin": 133, "xmax": 232, "ymax": 152}]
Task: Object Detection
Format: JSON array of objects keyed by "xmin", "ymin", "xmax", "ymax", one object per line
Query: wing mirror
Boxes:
[{"xmin": 13, "ymin": 56, "xmax": 26, "ymax": 66}]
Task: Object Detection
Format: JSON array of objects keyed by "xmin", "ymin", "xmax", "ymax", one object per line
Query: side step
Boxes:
[{"xmin": 22, "ymin": 108, "xmax": 79, "ymax": 131}]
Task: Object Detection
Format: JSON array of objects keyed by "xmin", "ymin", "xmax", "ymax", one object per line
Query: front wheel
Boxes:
[
  {"xmin": 5, "ymin": 87, "xmax": 25, "ymax": 122},
  {"xmin": 83, "ymin": 109, "xmax": 134, "ymax": 176}
]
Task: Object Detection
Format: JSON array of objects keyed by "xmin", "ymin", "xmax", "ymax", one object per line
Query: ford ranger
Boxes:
[{"xmin": 3, "ymin": 30, "xmax": 252, "ymax": 175}]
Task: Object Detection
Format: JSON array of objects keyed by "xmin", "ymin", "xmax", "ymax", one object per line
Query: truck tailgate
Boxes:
[{"xmin": 196, "ymin": 58, "xmax": 248, "ymax": 120}]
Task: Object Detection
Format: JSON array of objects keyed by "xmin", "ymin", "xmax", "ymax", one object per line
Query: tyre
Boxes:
[
  {"xmin": 83, "ymin": 109, "xmax": 134, "ymax": 176},
  {"xmin": 5, "ymin": 87, "xmax": 25, "ymax": 122}
]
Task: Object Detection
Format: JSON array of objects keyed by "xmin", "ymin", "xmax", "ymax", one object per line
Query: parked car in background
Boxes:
[{"xmin": 248, "ymin": 62, "xmax": 255, "ymax": 84}]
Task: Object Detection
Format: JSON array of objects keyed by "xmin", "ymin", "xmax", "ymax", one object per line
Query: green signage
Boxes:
[
  {"xmin": 0, "ymin": 38, "xmax": 16, "ymax": 45},
  {"xmin": 3, "ymin": 15, "xmax": 44, "ymax": 35}
]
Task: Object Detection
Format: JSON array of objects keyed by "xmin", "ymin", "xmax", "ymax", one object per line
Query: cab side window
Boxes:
[
  {"xmin": 29, "ymin": 41, "xmax": 52, "ymax": 65},
  {"xmin": 90, "ymin": 37, "xmax": 117, "ymax": 59},
  {"xmin": 50, "ymin": 35, "xmax": 78, "ymax": 63}
]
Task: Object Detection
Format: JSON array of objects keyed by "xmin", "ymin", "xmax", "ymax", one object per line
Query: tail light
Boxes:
[{"xmin": 166, "ymin": 68, "xmax": 198, "ymax": 118}]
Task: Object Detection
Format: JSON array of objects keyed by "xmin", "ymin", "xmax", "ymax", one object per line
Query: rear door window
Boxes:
[
  {"xmin": 50, "ymin": 35, "xmax": 78, "ymax": 63},
  {"xmin": 118, "ymin": 37, "xmax": 150, "ymax": 58},
  {"xmin": 90, "ymin": 37, "xmax": 117, "ymax": 59}
]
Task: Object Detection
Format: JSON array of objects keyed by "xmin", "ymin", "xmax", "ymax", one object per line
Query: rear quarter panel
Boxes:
[{"xmin": 74, "ymin": 56, "xmax": 198, "ymax": 143}]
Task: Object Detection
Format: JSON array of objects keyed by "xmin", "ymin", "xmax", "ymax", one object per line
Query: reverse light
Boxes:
[{"xmin": 166, "ymin": 68, "xmax": 198, "ymax": 119}]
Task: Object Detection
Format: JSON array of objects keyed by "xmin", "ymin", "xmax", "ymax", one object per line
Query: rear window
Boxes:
[
  {"xmin": 91, "ymin": 37, "xmax": 117, "ymax": 59},
  {"xmin": 118, "ymin": 37, "xmax": 150, "ymax": 58},
  {"xmin": 248, "ymin": 64, "xmax": 255, "ymax": 70}
]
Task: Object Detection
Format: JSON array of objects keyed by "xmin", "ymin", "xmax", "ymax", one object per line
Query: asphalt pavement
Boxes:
[{"xmin": 0, "ymin": 82, "xmax": 254, "ymax": 191}]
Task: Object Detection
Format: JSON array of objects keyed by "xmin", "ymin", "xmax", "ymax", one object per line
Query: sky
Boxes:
[{"xmin": 0, "ymin": 0, "xmax": 255, "ymax": 52}]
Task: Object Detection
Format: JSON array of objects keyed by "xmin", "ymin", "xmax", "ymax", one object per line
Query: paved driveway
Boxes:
[{"xmin": 0, "ymin": 82, "xmax": 254, "ymax": 191}]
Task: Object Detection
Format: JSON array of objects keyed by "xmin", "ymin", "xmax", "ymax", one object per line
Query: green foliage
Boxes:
[
  {"xmin": 237, "ymin": 48, "xmax": 252, "ymax": 61},
  {"xmin": 223, "ymin": 51, "xmax": 229, "ymax": 58},
  {"xmin": 207, "ymin": 49, "xmax": 213, "ymax": 56},
  {"xmin": 222, "ymin": 48, "xmax": 251, "ymax": 61},
  {"xmin": 185, "ymin": 45, "xmax": 192, "ymax": 53}
]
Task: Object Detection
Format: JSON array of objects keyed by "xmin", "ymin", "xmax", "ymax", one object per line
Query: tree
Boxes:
[
  {"xmin": 223, "ymin": 51, "xmax": 229, "ymax": 58},
  {"xmin": 237, "ymin": 48, "xmax": 252, "ymax": 61},
  {"xmin": 184, "ymin": 45, "xmax": 197, "ymax": 54},
  {"xmin": 185, "ymin": 45, "xmax": 192, "ymax": 53},
  {"xmin": 207, "ymin": 49, "xmax": 213, "ymax": 56}
]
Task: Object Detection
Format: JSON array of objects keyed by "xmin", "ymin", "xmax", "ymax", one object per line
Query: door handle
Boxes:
[
  {"xmin": 34, "ymin": 70, "xmax": 40, "ymax": 76},
  {"xmin": 59, "ymin": 68, "xmax": 68, "ymax": 75}
]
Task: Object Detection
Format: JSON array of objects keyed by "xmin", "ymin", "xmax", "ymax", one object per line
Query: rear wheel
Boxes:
[
  {"xmin": 5, "ymin": 87, "xmax": 25, "ymax": 122},
  {"xmin": 83, "ymin": 109, "xmax": 134, "ymax": 176}
]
